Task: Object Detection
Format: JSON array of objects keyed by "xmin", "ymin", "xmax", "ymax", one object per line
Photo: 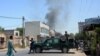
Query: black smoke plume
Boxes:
[{"xmin": 46, "ymin": 0, "xmax": 69, "ymax": 30}]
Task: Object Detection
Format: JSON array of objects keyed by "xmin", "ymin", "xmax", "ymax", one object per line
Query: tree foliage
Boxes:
[
  {"xmin": 0, "ymin": 26, "xmax": 4, "ymax": 32},
  {"xmin": 16, "ymin": 28, "xmax": 23, "ymax": 36},
  {"xmin": 95, "ymin": 27, "xmax": 100, "ymax": 43},
  {"xmin": 95, "ymin": 27, "xmax": 100, "ymax": 34},
  {"xmin": 75, "ymin": 32, "xmax": 86, "ymax": 40}
]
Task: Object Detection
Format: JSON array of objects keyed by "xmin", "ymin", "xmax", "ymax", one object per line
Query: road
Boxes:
[{"xmin": 0, "ymin": 48, "xmax": 86, "ymax": 56}]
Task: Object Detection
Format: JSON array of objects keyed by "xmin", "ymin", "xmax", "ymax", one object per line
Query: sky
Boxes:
[{"xmin": 0, "ymin": 0, "xmax": 100, "ymax": 34}]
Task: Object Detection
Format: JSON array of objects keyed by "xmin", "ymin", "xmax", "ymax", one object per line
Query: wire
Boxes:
[{"xmin": 0, "ymin": 16, "xmax": 22, "ymax": 19}]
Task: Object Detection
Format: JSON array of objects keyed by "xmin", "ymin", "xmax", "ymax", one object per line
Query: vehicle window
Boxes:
[
  {"xmin": 47, "ymin": 40, "xmax": 52, "ymax": 43},
  {"xmin": 54, "ymin": 39, "xmax": 59, "ymax": 43}
]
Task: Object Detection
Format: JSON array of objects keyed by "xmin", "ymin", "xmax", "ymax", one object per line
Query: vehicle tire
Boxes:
[
  {"xmin": 35, "ymin": 47, "xmax": 42, "ymax": 53},
  {"xmin": 62, "ymin": 47, "xmax": 68, "ymax": 53}
]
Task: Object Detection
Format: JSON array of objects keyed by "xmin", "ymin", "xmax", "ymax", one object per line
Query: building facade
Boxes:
[
  {"xmin": 78, "ymin": 17, "xmax": 100, "ymax": 32},
  {"xmin": 4, "ymin": 30, "xmax": 21, "ymax": 47},
  {"xmin": 78, "ymin": 22, "xmax": 85, "ymax": 32},
  {"xmin": 25, "ymin": 21, "xmax": 50, "ymax": 43},
  {"xmin": 85, "ymin": 17, "xmax": 100, "ymax": 25}
]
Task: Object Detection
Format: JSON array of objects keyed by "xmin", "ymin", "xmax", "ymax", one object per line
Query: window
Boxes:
[
  {"xmin": 54, "ymin": 39, "xmax": 59, "ymax": 43},
  {"xmin": 14, "ymin": 31, "xmax": 19, "ymax": 36},
  {"xmin": 47, "ymin": 40, "xmax": 52, "ymax": 43},
  {"xmin": 15, "ymin": 32, "xmax": 18, "ymax": 36},
  {"xmin": 44, "ymin": 39, "xmax": 52, "ymax": 44},
  {"xmin": 0, "ymin": 37, "xmax": 4, "ymax": 45},
  {"xmin": 41, "ymin": 27, "xmax": 49, "ymax": 34}
]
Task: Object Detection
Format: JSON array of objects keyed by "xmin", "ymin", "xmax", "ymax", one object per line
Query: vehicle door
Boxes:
[
  {"xmin": 52, "ymin": 38, "xmax": 60, "ymax": 49},
  {"xmin": 43, "ymin": 39, "xmax": 53, "ymax": 49}
]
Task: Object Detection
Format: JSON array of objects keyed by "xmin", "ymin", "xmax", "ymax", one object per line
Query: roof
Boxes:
[{"xmin": 4, "ymin": 30, "xmax": 14, "ymax": 36}]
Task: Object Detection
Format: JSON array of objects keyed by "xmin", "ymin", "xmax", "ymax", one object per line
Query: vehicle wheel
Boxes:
[
  {"xmin": 62, "ymin": 47, "xmax": 68, "ymax": 53},
  {"xmin": 35, "ymin": 47, "xmax": 41, "ymax": 53}
]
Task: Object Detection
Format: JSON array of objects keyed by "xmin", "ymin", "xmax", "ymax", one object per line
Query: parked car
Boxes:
[{"xmin": 34, "ymin": 37, "xmax": 70, "ymax": 53}]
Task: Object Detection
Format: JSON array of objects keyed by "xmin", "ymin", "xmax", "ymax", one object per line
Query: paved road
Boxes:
[{"xmin": 0, "ymin": 48, "xmax": 86, "ymax": 56}]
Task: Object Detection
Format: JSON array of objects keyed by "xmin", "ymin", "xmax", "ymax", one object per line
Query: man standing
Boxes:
[
  {"xmin": 28, "ymin": 38, "xmax": 35, "ymax": 54},
  {"xmin": 64, "ymin": 31, "xmax": 69, "ymax": 52},
  {"xmin": 64, "ymin": 31, "xmax": 69, "ymax": 41}
]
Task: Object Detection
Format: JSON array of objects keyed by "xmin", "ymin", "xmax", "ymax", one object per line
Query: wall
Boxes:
[
  {"xmin": 25, "ymin": 21, "xmax": 40, "ymax": 41},
  {"xmin": 0, "ymin": 33, "xmax": 6, "ymax": 49}
]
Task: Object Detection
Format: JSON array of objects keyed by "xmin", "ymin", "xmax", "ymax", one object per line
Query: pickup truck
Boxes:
[{"xmin": 34, "ymin": 38, "xmax": 69, "ymax": 53}]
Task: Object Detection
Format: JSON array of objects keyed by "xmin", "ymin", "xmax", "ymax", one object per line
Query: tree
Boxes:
[
  {"xmin": 75, "ymin": 32, "xmax": 88, "ymax": 40},
  {"xmin": 95, "ymin": 27, "xmax": 100, "ymax": 43},
  {"xmin": 0, "ymin": 26, "xmax": 4, "ymax": 32},
  {"xmin": 95, "ymin": 27, "xmax": 100, "ymax": 34},
  {"xmin": 16, "ymin": 28, "xmax": 23, "ymax": 36},
  {"xmin": 75, "ymin": 33, "xmax": 79, "ymax": 40}
]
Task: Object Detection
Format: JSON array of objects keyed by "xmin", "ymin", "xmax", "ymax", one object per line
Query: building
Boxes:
[
  {"xmin": 4, "ymin": 30, "xmax": 21, "ymax": 46},
  {"xmin": 78, "ymin": 17, "xmax": 100, "ymax": 32},
  {"xmin": 0, "ymin": 32, "xmax": 6, "ymax": 49},
  {"xmin": 85, "ymin": 17, "xmax": 100, "ymax": 25},
  {"xmin": 84, "ymin": 17, "xmax": 100, "ymax": 31},
  {"xmin": 78, "ymin": 22, "xmax": 85, "ymax": 32},
  {"xmin": 25, "ymin": 21, "xmax": 50, "ymax": 43}
]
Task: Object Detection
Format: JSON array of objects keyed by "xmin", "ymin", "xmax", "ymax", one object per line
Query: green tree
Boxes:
[
  {"xmin": 16, "ymin": 28, "xmax": 23, "ymax": 36},
  {"xmin": 0, "ymin": 26, "xmax": 4, "ymax": 32},
  {"xmin": 95, "ymin": 27, "xmax": 100, "ymax": 43},
  {"xmin": 95, "ymin": 27, "xmax": 100, "ymax": 34},
  {"xmin": 75, "ymin": 32, "xmax": 85, "ymax": 40}
]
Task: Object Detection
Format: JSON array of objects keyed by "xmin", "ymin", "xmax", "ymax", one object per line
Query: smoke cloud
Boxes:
[{"xmin": 46, "ymin": 0, "xmax": 69, "ymax": 30}]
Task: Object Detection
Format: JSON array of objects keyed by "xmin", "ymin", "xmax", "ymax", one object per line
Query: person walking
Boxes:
[
  {"xmin": 6, "ymin": 36, "xmax": 17, "ymax": 56},
  {"xmin": 28, "ymin": 38, "xmax": 35, "ymax": 54}
]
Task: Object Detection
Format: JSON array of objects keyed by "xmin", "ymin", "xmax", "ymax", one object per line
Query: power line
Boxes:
[{"xmin": 0, "ymin": 16, "xmax": 21, "ymax": 19}]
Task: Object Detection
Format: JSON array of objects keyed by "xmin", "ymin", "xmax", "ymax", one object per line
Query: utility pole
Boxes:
[{"xmin": 22, "ymin": 16, "xmax": 25, "ymax": 48}]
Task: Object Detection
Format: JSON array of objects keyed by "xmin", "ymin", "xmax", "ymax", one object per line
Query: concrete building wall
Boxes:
[
  {"xmin": 25, "ymin": 21, "xmax": 40, "ymax": 41},
  {"xmin": 25, "ymin": 21, "xmax": 51, "ymax": 43},
  {"xmin": 13, "ymin": 30, "xmax": 20, "ymax": 45},
  {"xmin": 78, "ymin": 22, "xmax": 85, "ymax": 32},
  {"xmin": 14, "ymin": 31, "xmax": 20, "ymax": 37},
  {"xmin": 4, "ymin": 30, "xmax": 21, "ymax": 47}
]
